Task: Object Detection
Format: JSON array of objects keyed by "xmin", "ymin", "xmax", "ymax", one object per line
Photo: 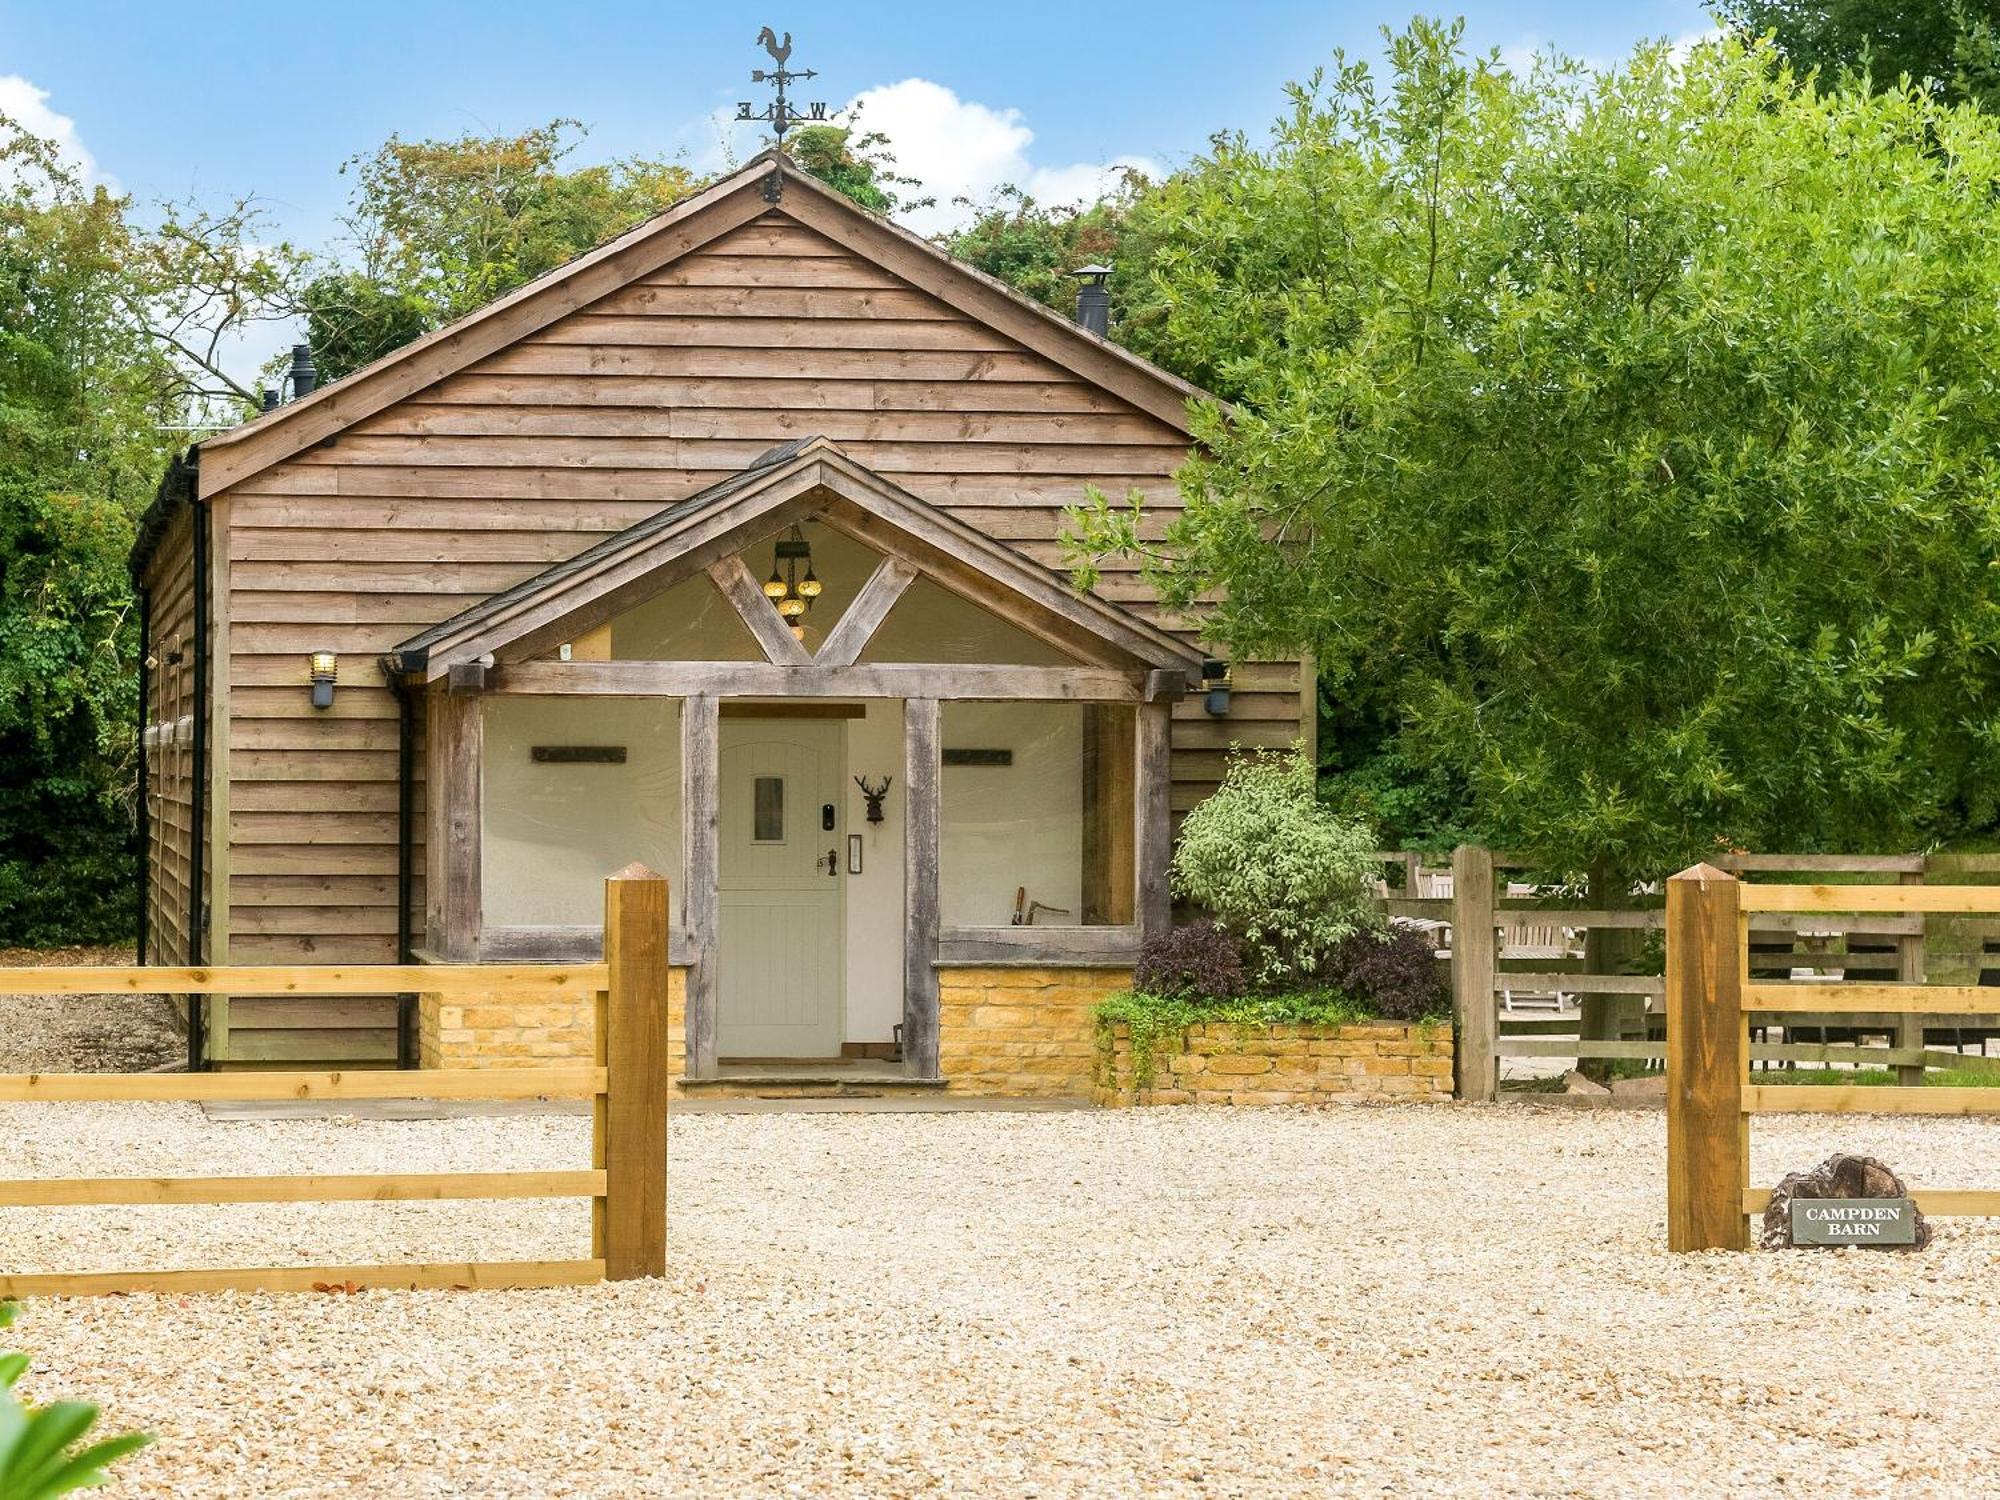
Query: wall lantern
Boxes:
[
  {"xmin": 1201, "ymin": 657, "xmax": 1232, "ymax": 716},
  {"xmin": 761, "ymin": 524, "xmax": 822, "ymax": 640},
  {"xmin": 307, "ymin": 650, "xmax": 338, "ymax": 710}
]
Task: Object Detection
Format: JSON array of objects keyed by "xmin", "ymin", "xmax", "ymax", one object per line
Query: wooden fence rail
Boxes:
[
  {"xmin": 1370, "ymin": 846, "xmax": 2000, "ymax": 1101},
  {"xmin": 0, "ymin": 866, "xmax": 670, "ymax": 1298},
  {"xmin": 1664, "ymin": 864, "xmax": 2000, "ymax": 1251}
]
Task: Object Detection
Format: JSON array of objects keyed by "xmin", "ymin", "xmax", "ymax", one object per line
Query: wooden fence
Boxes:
[
  {"xmin": 1664, "ymin": 865, "xmax": 2000, "ymax": 1251},
  {"xmin": 0, "ymin": 867, "xmax": 670, "ymax": 1297},
  {"xmin": 1371, "ymin": 847, "xmax": 2000, "ymax": 1100}
]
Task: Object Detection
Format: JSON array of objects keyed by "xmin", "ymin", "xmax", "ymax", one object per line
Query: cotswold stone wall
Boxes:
[
  {"xmin": 937, "ymin": 967, "xmax": 1134, "ymax": 1098},
  {"xmin": 1095, "ymin": 1021, "xmax": 1454, "ymax": 1106},
  {"xmin": 417, "ymin": 967, "xmax": 689, "ymax": 1073}
]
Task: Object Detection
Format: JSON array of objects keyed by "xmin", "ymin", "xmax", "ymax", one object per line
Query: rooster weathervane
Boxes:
[{"xmin": 737, "ymin": 27, "xmax": 827, "ymax": 148}]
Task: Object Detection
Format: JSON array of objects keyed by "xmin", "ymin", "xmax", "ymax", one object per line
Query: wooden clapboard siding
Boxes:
[
  {"xmin": 140, "ymin": 504, "xmax": 198, "ymax": 968},
  {"xmin": 211, "ymin": 203, "xmax": 1303, "ymax": 1058}
]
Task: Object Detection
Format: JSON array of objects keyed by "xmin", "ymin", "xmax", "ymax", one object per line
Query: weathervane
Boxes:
[{"xmin": 736, "ymin": 27, "xmax": 827, "ymax": 149}]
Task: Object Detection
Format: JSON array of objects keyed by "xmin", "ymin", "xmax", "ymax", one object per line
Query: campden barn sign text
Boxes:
[
  {"xmin": 1759, "ymin": 1153, "xmax": 1933, "ymax": 1251},
  {"xmin": 1790, "ymin": 1198, "xmax": 1916, "ymax": 1246}
]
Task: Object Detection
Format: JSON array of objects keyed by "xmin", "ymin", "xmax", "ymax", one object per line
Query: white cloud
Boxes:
[
  {"xmin": 845, "ymin": 78, "xmax": 1157, "ymax": 235},
  {"xmin": 0, "ymin": 74, "xmax": 112, "ymax": 189},
  {"xmin": 694, "ymin": 78, "xmax": 1156, "ymax": 236}
]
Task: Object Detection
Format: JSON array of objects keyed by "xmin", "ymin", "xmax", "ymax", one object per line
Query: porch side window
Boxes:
[
  {"xmin": 482, "ymin": 697, "xmax": 682, "ymax": 926},
  {"xmin": 938, "ymin": 701, "xmax": 1135, "ymax": 927}
]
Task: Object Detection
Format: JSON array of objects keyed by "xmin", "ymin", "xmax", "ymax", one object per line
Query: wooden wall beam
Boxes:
[
  {"xmin": 491, "ymin": 660, "xmax": 1147, "ymax": 702},
  {"xmin": 680, "ymin": 694, "xmax": 720, "ymax": 1079},
  {"xmin": 1135, "ymin": 700, "xmax": 1172, "ymax": 946},
  {"xmin": 705, "ymin": 554, "xmax": 811, "ymax": 665},
  {"xmin": 425, "ymin": 685, "xmax": 482, "ymax": 959},
  {"xmin": 812, "ymin": 556, "xmax": 916, "ymax": 667},
  {"xmin": 903, "ymin": 697, "xmax": 942, "ymax": 1078}
]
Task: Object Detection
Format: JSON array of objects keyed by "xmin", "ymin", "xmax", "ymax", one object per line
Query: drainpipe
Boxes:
[
  {"xmin": 189, "ymin": 499, "xmax": 209, "ymax": 1071},
  {"xmin": 135, "ymin": 586, "xmax": 150, "ymax": 966},
  {"xmin": 391, "ymin": 670, "xmax": 417, "ymax": 1067}
]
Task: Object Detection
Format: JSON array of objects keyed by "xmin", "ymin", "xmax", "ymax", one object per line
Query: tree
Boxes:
[
  {"xmin": 0, "ymin": 116, "xmax": 180, "ymax": 943},
  {"xmin": 1715, "ymin": 1, "xmax": 2000, "ymax": 110},
  {"xmin": 1072, "ymin": 23, "xmax": 2000, "ymax": 878},
  {"xmin": 942, "ymin": 174, "xmax": 1169, "ymax": 352},
  {"xmin": 302, "ymin": 121, "xmax": 699, "ymax": 382},
  {"xmin": 788, "ymin": 123, "xmax": 927, "ymax": 216}
]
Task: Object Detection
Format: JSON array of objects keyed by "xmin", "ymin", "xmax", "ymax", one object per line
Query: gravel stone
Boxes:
[{"xmin": 0, "ymin": 987, "xmax": 1997, "ymax": 1495}]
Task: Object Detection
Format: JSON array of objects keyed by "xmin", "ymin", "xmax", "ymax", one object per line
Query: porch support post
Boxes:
[
  {"xmin": 681, "ymin": 693, "xmax": 721, "ymax": 1079},
  {"xmin": 1134, "ymin": 699, "xmax": 1173, "ymax": 947},
  {"xmin": 425, "ymin": 679, "xmax": 483, "ymax": 960},
  {"xmin": 903, "ymin": 697, "xmax": 942, "ymax": 1078}
]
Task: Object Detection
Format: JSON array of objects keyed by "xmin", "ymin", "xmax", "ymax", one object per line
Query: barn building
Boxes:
[{"xmin": 130, "ymin": 152, "xmax": 1311, "ymax": 1094}]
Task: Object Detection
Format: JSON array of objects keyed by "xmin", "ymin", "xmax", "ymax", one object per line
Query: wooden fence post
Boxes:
[
  {"xmin": 1895, "ymin": 865, "xmax": 1926, "ymax": 1087},
  {"xmin": 1665, "ymin": 863, "xmax": 1748, "ymax": 1252},
  {"xmin": 1450, "ymin": 844, "xmax": 1497, "ymax": 1102},
  {"xmin": 597, "ymin": 864, "xmax": 670, "ymax": 1280}
]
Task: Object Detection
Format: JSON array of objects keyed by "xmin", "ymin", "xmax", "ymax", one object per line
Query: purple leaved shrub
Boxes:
[
  {"xmin": 1133, "ymin": 921, "xmax": 1249, "ymax": 1001},
  {"xmin": 1328, "ymin": 924, "xmax": 1446, "ymax": 1021}
]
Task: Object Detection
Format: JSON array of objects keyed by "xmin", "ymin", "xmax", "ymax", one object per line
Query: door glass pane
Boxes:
[
  {"xmin": 938, "ymin": 701, "xmax": 1134, "ymax": 926},
  {"xmin": 753, "ymin": 776, "xmax": 784, "ymax": 842}
]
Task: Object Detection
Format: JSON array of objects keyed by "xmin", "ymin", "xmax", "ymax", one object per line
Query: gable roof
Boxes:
[
  {"xmin": 381, "ymin": 437, "xmax": 1202, "ymax": 680},
  {"xmin": 195, "ymin": 152, "xmax": 1214, "ymax": 501}
]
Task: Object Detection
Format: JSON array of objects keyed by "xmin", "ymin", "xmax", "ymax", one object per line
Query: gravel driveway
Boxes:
[{"xmin": 0, "ymin": 1094, "xmax": 1994, "ymax": 1498}]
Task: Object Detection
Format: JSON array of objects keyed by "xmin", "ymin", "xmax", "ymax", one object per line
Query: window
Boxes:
[
  {"xmin": 752, "ymin": 776, "xmax": 785, "ymax": 842},
  {"xmin": 938, "ymin": 701, "xmax": 1135, "ymax": 927}
]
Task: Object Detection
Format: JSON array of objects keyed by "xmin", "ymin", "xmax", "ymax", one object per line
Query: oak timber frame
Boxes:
[{"xmin": 397, "ymin": 440, "xmax": 1194, "ymax": 1080}]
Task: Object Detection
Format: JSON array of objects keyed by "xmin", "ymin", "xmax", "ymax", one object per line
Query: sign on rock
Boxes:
[{"xmin": 1790, "ymin": 1198, "xmax": 1917, "ymax": 1247}]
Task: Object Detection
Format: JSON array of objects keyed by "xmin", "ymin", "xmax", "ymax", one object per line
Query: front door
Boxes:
[{"xmin": 717, "ymin": 718, "xmax": 846, "ymax": 1059}]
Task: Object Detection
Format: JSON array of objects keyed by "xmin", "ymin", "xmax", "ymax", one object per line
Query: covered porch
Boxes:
[{"xmin": 382, "ymin": 439, "xmax": 1200, "ymax": 1085}]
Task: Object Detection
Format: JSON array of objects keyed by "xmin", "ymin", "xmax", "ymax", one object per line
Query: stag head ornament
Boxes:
[{"xmin": 854, "ymin": 775, "xmax": 892, "ymax": 824}]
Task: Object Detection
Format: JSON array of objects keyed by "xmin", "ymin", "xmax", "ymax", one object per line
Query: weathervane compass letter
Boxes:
[{"xmin": 736, "ymin": 27, "xmax": 828, "ymax": 155}]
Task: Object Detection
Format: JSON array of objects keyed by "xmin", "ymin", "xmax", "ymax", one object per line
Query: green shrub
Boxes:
[
  {"xmin": 1171, "ymin": 748, "xmax": 1380, "ymax": 988},
  {"xmin": 0, "ymin": 1302, "xmax": 149, "ymax": 1497}
]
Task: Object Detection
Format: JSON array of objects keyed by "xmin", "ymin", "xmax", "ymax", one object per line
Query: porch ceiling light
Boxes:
[
  {"xmin": 307, "ymin": 650, "xmax": 338, "ymax": 710},
  {"xmin": 763, "ymin": 524, "xmax": 822, "ymax": 626}
]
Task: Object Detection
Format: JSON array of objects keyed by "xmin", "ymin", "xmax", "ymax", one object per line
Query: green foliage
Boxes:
[
  {"xmin": 1074, "ymin": 23, "xmax": 2000, "ymax": 880},
  {"xmin": 788, "ymin": 125, "xmax": 928, "ymax": 217},
  {"xmin": 296, "ymin": 121, "xmax": 697, "ymax": 380},
  {"xmin": 1094, "ymin": 989, "xmax": 1374, "ymax": 1089},
  {"xmin": 0, "ymin": 112, "xmax": 185, "ymax": 944},
  {"xmin": 942, "ymin": 174, "xmax": 1170, "ymax": 350},
  {"xmin": 1715, "ymin": 0, "xmax": 2000, "ymax": 111},
  {"xmin": 1171, "ymin": 748, "xmax": 1379, "ymax": 986},
  {"xmin": 0, "ymin": 1302, "xmax": 150, "ymax": 1498}
]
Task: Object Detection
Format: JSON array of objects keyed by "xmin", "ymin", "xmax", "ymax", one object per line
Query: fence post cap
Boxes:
[
  {"xmin": 1668, "ymin": 861, "xmax": 1737, "ymax": 885},
  {"xmin": 605, "ymin": 862, "xmax": 666, "ymax": 883}
]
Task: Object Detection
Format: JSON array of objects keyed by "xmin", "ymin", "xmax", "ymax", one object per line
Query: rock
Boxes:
[
  {"xmin": 1760, "ymin": 1153, "xmax": 1932, "ymax": 1251},
  {"xmin": 1563, "ymin": 1070, "xmax": 1609, "ymax": 1096}
]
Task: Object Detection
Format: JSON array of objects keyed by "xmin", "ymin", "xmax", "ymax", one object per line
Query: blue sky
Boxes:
[{"xmin": 1, "ymin": 1, "xmax": 1711, "ymax": 377}]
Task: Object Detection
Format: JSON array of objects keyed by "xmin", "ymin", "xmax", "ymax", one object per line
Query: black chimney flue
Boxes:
[
  {"xmin": 1071, "ymin": 264, "xmax": 1111, "ymax": 338},
  {"xmin": 289, "ymin": 343, "xmax": 317, "ymax": 399},
  {"xmin": 260, "ymin": 387, "xmax": 280, "ymax": 412}
]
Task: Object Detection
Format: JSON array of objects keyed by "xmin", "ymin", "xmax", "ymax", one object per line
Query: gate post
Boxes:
[
  {"xmin": 1665, "ymin": 863, "xmax": 1748, "ymax": 1251},
  {"xmin": 1450, "ymin": 844, "xmax": 1497, "ymax": 1101},
  {"xmin": 596, "ymin": 864, "xmax": 670, "ymax": 1279}
]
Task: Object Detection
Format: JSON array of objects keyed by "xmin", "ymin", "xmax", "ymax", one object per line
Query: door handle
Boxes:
[{"xmin": 824, "ymin": 849, "xmax": 839, "ymax": 877}]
